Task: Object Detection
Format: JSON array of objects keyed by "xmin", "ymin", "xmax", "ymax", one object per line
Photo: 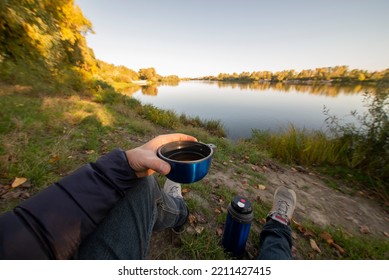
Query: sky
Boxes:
[{"xmin": 76, "ymin": 0, "xmax": 389, "ymax": 77}]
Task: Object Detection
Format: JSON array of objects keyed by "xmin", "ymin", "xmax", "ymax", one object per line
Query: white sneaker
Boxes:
[
  {"xmin": 163, "ymin": 179, "xmax": 183, "ymax": 199},
  {"xmin": 268, "ymin": 186, "xmax": 297, "ymax": 225}
]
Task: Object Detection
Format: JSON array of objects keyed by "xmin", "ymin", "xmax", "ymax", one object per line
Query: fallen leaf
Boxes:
[
  {"xmin": 85, "ymin": 150, "xmax": 95, "ymax": 154},
  {"xmin": 384, "ymin": 232, "xmax": 389, "ymax": 238},
  {"xmin": 48, "ymin": 155, "xmax": 60, "ymax": 164},
  {"xmin": 320, "ymin": 231, "xmax": 334, "ymax": 244},
  {"xmin": 214, "ymin": 208, "xmax": 221, "ymax": 214},
  {"xmin": 216, "ymin": 227, "xmax": 223, "ymax": 236},
  {"xmin": 303, "ymin": 230, "xmax": 315, "ymax": 238},
  {"xmin": 292, "ymin": 219, "xmax": 306, "ymax": 234},
  {"xmin": 182, "ymin": 188, "xmax": 191, "ymax": 194},
  {"xmin": 310, "ymin": 239, "xmax": 321, "ymax": 253},
  {"xmin": 360, "ymin": 225, "xmax": 371, "ymax": 234},
  {"xmin": 292, "ymin": 232, "xmax": 298, "ymax": 240},
  {"xmin": 331, "ymin": 243, "xmax": 345, "ymax": 255},
  {"xmin": 194, "ymin": 225, "xmax": 204, "ymax": 234},
  {"xmin": 256, "ymin": 184, "xmax": 266, "ymax": 190},
  {"xmin": 188, "ymin": 214, "xmax": 197, "ymax": 225},
  {"xmin": 12, "ymin": 177, "xmax": 27, "ymax": 188},
  {"xmin": 291, "ymin": 218, "xmax": 301, "ymax": 226},
  {"xmin": 251, "ymin": 166, "xmax": 257, "ymax": 171},
  {"xmin": 296, "ymin": 224, "xmax": 306, "ymax": 234}
]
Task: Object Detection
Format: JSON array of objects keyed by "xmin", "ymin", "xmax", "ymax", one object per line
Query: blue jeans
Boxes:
[
  {"xmin": 76, "ymin": 176, "xmax": 188, "ymax": 259},
  {"xmin": 257, "ymin": 219, "xmax": 292, "ymax": 260},
  {"xmin": 76, "ymin": 176, "xmax": 292, "ymax": 260}
]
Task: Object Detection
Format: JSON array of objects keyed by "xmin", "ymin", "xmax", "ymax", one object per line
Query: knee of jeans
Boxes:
[{"xmin": 154, "ymin": 197, "xmax": 186, "ymax": 230}]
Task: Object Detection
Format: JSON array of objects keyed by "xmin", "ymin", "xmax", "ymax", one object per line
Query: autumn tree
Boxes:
[
  {"xmin": 138, "ymin": 67, "xmax": 157, "ymax": 81},
  {"xmin": 0, "ymin": 0, "xmax": 96, "ymax": 89}
]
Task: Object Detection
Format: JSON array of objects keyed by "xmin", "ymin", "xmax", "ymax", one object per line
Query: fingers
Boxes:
[
  {"xmin": 154, "ymin": 133, "xmax": 198, "ymax": 148},
  {"xmin": 126, "ymin": 133, "xmax": 197, "ymax": 177}
]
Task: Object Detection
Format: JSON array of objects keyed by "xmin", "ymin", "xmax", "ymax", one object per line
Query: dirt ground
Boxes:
[
  {"xmin": 217, "ymin": 160, "xmax": 389, "ymax": 237},
  {"xmin": 148, "ymin": 157, "xmax": 389, "ymax": 259}
]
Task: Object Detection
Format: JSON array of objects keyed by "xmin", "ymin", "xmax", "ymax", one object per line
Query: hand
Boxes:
[{"xmin": 125, "ymin": 133, "xmax": 197, "ymax": 177}]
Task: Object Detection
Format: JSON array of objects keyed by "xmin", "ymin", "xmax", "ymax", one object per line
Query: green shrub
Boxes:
[{"xmin": 325, "ymin": 91, "xmax": 389, "ymax": 181}]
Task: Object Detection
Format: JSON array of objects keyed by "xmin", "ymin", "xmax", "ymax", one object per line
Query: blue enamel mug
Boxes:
[{"xmin": 157, "ymin": 141, "xmax": 215, "ymax": 184}]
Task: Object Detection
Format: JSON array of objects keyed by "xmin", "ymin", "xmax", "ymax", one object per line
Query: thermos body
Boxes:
[{"xmin": 222, "ymin": 196, "xmax": 253, "ymax": 257}]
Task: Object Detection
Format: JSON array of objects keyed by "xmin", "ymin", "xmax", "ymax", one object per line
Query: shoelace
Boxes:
[{"xmin": 276, "ymin": 199, "xmax": 290, "ymax": 217}]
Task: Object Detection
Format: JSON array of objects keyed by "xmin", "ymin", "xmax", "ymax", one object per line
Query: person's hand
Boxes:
[{"xmin": 125, "ymin": 133, "xmax": 197, "ymax": 177}]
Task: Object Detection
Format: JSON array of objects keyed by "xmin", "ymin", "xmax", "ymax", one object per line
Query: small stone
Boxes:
[{"xmin": 360, "ymin": 225, "xmax": 371, "ymax": 234}]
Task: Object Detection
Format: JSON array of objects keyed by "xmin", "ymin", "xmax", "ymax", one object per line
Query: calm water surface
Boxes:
[{"xmin": 130, "ymin": 81, "xmax": 371, "ymax": 140}]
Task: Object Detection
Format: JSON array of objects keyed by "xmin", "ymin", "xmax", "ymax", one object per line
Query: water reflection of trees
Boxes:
[
  {"xmin": 121, "ymin": 85, "xmax": 141, "ymax": 96},
  {"xmin": 158, "ymin": 81, "xmax": 180, "ymax": 87},
  {"xmin": 214, "ymin": 81, "xmax": 377, "ymax": 97},
  {"xmin": 141, "ymin": 85, "xmax": 158, "ymax": 96}
]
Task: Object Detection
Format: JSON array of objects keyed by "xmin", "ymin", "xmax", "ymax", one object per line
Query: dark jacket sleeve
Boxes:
[{"xmin": 0, "ymin": 149, "xmax": 138, "ymax": 260}]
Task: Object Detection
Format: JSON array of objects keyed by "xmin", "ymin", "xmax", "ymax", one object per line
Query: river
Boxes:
[{"xmin": 128, "ymin": 81, "xmax": 373, "ymax": 140}]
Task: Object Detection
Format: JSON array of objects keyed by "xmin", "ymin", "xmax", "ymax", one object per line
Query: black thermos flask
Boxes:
[{"xmin": 222, "ymin": 195, "xmax": 253, "ymax": 257}]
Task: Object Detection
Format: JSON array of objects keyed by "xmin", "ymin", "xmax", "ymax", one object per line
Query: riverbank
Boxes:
[{"xmin": 0, "ymin": 82, "xmax": 388, "ymax": 259}]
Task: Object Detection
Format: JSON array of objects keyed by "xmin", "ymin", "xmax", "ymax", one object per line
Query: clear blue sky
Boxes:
[{"xmin": 76, "ymin": 0, "xmax": 389, "ymax": 77}]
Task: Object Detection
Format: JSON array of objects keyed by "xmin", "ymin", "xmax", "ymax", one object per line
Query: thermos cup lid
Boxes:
[
  {"xmin": 227, "ymin": 196, "xmax": 253, "ymax": 224},
  {"xmin": 231, "ymin": 196, "xmax": 252, "ymax": 214}
]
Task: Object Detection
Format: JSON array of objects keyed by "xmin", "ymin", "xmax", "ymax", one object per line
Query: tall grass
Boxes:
[
  {"xmin": 251, "ymin": 125, "xmax": 349, "ymax": 166},
  {"xmin": 179, "ymin": 114, "xmax": 225, "ymax": 137}
]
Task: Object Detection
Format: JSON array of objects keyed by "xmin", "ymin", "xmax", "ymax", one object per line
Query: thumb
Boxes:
[{"xmin": 151, "ymin": 158, "xmax": 171, "ymax": 175}]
